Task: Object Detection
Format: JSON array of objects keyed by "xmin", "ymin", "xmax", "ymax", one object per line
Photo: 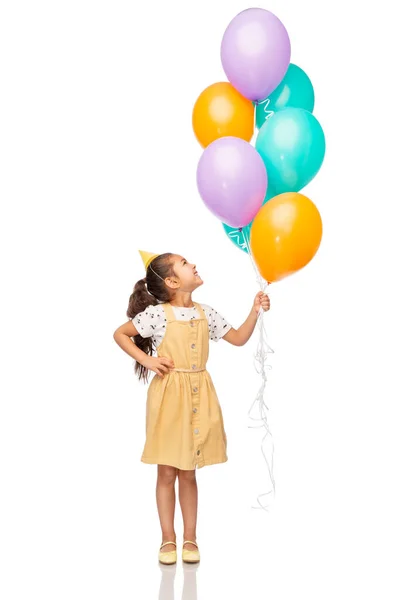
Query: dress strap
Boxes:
[
  {"xmin": 194, "ymin": 302, "xmax": 207, "ymax": 320},
  {"xmin": 162, "ymin": 302, "xmax": 176, "ymax": 322}
]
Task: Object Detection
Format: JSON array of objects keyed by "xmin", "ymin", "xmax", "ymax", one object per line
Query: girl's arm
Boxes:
[
  {"xmin": 113, "ymin": 321, "xmax": 149, "ymax": 363},
  {"xmin": 113, "ymin": 322, "xmax": 174, "ymax": 377},
  {"xmin": 222, "ymin": 292, "xmax": 270, "ymax": 346}
]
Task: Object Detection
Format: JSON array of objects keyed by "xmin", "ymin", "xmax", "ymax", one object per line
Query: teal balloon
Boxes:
[
  {"xmin": 222, "ymin": 187, "xmax": 276, "ymax": 253},
  {"xmin": 222, "ymin": 222, "xmax": 252, "ymax": 254},
  {"xmin": 255, "ymin": 63, "xmax": 315, "ymax": 130},
  {"xmin": 255, "ymin": 108, "xmax": 325, "ymax": 194}
]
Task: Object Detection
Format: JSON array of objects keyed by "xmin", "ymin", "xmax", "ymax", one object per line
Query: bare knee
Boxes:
[
  {"xmin": 178, "ymin": 469, "xmax": 196, "ymax": 483},
  {"xmin": 157, "ymin": 464, "xmax": 178, "ymax": 485}
]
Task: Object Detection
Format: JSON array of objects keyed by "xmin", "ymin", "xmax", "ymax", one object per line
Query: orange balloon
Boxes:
[
  {"xmin": 192, "ymin": 82, "xmax": 254, "ymax": 148},
  {"xmin": 250, "ymin": 193, "xmax": 323, "ymax": 283}
]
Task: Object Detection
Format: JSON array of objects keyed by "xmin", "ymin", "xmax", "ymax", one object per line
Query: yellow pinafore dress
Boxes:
[{"xmin": 141, "ymin": 301, "xmax": 228, "ymax": 470}]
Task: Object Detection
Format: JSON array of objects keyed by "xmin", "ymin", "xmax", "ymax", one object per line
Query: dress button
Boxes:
[
  {"xmin": 197, "ymin": 450, "xmax": 200, "ymax": 455},
  {"xmin": 191, "ymin": 343, "xmax": 196, "ymax": 349},
  {"xmin": 194, "ymin": 428, "xmax": 199, "ymax": 434},
  {"xmin": 193, "ymin": 407, "xmax": 197, "ymax": 413},
  {"xmin": 192, "ymin": 364, "xmax": 196, "ymax": 369},
  {"xmin": 193, "ymin": 387, "xmax": 198, "ymax": 393}
]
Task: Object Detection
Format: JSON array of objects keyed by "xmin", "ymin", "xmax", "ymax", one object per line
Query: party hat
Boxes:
[{"xmin": 139, "ymin": 250, "xmax": 159, "ymax": 270}]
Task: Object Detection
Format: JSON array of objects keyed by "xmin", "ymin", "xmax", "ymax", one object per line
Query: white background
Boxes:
[{"xmin": 1, "ymin": 0, "xmax": 399, "ymax": 598}]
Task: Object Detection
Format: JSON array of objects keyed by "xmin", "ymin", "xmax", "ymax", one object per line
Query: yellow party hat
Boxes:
[{"xmin": 139, "ymin": 250, "xmax": 159, "ymax": 270}]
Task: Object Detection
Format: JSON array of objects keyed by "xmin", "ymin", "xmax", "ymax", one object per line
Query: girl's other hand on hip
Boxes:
[{"xmin": 143, "ymin": 356, "xmax": 175, "ymax": 378}]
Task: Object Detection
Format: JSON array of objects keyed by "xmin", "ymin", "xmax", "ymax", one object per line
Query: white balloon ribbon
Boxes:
[
  {"xmin": 255, "ymin": 96, "xmax": 275, "ymax": 125},
  {"xmin": 240, "ymin": 226, "xmax": 276, "ymax": 512}
]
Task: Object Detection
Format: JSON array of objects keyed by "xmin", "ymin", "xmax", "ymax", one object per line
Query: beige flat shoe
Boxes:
[
  {"xmin": 158, "ymin": 541, "xmax": 177, "ymax": 565},
  {"xmin": 182, "ymin": 540, "xmax": 200, "ymax": 563}
]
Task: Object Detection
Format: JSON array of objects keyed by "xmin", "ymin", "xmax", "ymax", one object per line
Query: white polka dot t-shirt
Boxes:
[{"xmin": 132, "ymin": 303, "xmax": 232, "ymax": 347}]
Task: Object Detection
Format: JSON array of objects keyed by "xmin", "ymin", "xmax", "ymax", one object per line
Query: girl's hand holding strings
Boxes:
[
  {"xmin": 142, "ymin": 356, "xmax": 175, "ymax": 378},
  {"xmin": 253, "ymin": 291, "xmax": 271, "ymax": 315}
]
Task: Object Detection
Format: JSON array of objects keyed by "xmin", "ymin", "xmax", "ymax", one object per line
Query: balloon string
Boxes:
[
  {"xmin": 258, "ymin": 97, "xmax": 275, "ymax": 122},
  {"xmin": 239, "ymin": 226, "xmax": 276, "ymax": 512},
  {"xmin": 253, "ymin": 97, "xmax": 274, "ymax": 130}
]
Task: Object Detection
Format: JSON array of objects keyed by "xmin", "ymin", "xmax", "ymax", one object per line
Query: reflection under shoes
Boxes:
[{"xmin": 158, "ymin": 561, "xmax": 199, "ymax": 600}]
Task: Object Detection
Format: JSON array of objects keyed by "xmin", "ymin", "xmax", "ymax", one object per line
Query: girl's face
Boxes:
[{"xmin": 170, "ymin": 255, "xmax": 203, "ymax": 291}]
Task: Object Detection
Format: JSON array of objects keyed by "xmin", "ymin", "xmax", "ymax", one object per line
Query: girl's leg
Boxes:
[
  {"xmin": 177, "ymin": 469, "xmax": 198, "ymax": 551},
  {"xmin": 156, "ymin": 464, "xmax": 178, "ymax": 552}
]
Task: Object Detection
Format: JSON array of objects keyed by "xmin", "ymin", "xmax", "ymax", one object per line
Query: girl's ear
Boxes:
[{"xmin": 165, "ymin": 276, "xmax": 179, "ymax": 290}]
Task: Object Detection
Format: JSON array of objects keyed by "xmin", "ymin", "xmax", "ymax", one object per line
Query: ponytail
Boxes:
[
  {"xmin": 127, "ymin": 277, "xmax": 158, "ymax": 320},
  {"xmin": 127, "ymin": 253, "xmax": 174, "ymax": 383}
]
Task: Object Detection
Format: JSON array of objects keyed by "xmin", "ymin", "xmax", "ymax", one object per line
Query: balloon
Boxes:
[
  {"xmin": 193, "ymin": 82, "xmax": 254, "ymax": 148},
  {"xmin": 256, "ymin": 108, "xmax": 325, "ymax": 194},
  {"xmin": 222, "ymin": 187, "xmax": 276, "ymax": 253},
  {"xmin": 222, "ymin": 222, "xmax": 252, "ymax": 254},
  {"xmin": 221, "ymin": 8, "xmax": 291, "ymax": 102},
  {"xmin": 255, "ymin": 63, "xmax": 315, "ymax": 129},
  {"xmin": 250, "ymin": 192, "xmax": 323, "ymax": 283},
  {"xmin": 197, "ymin": 136, "xmax": 268, "ymax": 228}
]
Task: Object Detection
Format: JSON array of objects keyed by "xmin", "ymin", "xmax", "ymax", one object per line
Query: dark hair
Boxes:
[{"xmin": 127, "ymin": 253, "xmax": 175, "ymax": 383}]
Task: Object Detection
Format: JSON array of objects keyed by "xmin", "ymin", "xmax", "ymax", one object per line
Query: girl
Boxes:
[{"xmin": 113, "ymin": 250, "xmax": 270, "ymax": 565}]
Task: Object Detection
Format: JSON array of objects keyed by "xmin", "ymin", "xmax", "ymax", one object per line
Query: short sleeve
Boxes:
[
  {"xmin": 201, "ymin": 304, "xmax": 232, "ymax": 342},
  {"xmin": 132, "ymin": 304, "xmax": 164, "ymax": 339}
]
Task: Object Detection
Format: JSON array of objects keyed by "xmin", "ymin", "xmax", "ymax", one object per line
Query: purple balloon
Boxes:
[
  {"xmin": 196, "ymin": 137, "xmax": 268, "ymax": 228},
  {"xmin": 221, "ymin": 8, "xmax": 291, "ymax": 102}
]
